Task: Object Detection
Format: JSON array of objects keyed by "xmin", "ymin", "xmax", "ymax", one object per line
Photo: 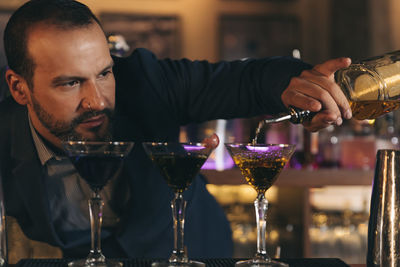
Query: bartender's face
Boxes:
[{"xmin": 24, "ymin": 22, "xmax": 115, "ymax": 147}]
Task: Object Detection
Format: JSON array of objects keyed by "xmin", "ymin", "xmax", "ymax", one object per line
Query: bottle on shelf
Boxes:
[
  {"xmin": 316, "ymin": 125, "xmax": 341, "ymax": 168},
  {"xmin": 289, "ymin": 124, "xmax": 318, "ymax": 170}
]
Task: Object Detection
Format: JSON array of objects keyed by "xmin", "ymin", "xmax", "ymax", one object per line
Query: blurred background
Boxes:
[{"xmin": 1, "ymin": 0, "xmax": 400, "ymax": 264}]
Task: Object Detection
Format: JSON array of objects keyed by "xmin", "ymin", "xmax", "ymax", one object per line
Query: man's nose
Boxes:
[{"xmin": 82, "ymin": 81, "xmax": 106, "ymax": 111}]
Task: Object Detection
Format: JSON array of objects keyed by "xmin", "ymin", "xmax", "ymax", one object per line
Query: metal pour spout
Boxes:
[
  {"xmin": 264, "ymin": 107, "xmax": 313, "ymax": 124},
  {"xmin": 253, "ymin": 107, "xmax": 313, "ymax": 144}
]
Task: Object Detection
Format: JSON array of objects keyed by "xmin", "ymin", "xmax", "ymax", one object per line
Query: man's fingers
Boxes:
[
  {"xmin": 283, "ymin": 77, "xmax": 342, "ymax": 120},
  {"xmin": 328, "ymin": 82, "xmax": 352, "ymax": 119},
  {"xmin": 282, "ymin": 89, "xmax": 321, "ymax": 112},
  {"xmin": 282, "ymin": 77, "xmax": 322, "ymax": 111},
  {"xmin": 300, "ymin": 70, "xmax": 352, "ymax": 119},
  {"xmin": 303, "ymin": 110, "xmax": 342, "ymax": 131},
  {"xmin": 313, "ymin": 57, "xmax": 351, "ymax": 77}
]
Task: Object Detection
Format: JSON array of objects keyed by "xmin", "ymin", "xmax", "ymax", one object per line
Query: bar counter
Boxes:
[{"xmin": 7, "ymin": 258, "xmax": 367, "ymax": 267}]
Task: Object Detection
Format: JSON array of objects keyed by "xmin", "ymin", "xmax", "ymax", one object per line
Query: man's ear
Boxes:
[{"xmin": 5, "ymin": 69, "xmax": 30, "ymax": 105}]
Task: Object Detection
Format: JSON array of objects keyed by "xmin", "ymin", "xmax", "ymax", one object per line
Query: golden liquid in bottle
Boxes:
[
  {"xmin": 232, "ymin": 156, "xmax": 287, "ymax": 194},
  {"xmin": 349, "ymin": 100, "xmax": 400, "ymax": 120}
]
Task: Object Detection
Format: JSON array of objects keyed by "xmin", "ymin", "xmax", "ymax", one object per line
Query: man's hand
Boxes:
[{"xmin": 281, "ymin": 57, "xmax": 352, "ymax": 132}]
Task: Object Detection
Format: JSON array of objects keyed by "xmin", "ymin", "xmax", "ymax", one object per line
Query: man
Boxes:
[{"xmin": 0, "ymin": 0, "xmax": 351, "ymax": 261}]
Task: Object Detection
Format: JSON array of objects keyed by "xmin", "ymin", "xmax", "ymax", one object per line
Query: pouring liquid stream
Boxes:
[
  {"xmin": 252, "ymin": 120, "xmax": 266, "ymax": 145},
  {"xmin": 252, "ymin": 108, "xmax": 312, "ymax": 145}
]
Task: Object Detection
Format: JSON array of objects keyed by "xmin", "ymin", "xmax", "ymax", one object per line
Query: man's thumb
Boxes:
[{"xmin": 313, "ymin": 57, "xmax": 351, "ymax": 77}]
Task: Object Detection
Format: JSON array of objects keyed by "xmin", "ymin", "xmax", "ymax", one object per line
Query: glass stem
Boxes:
[
  {"xmin": 170, "ymin": 192, "xmax": 188, "ymax": 263},
  {"xmin": 87, "ymin": 190, "xmax": 106, "ymax": 263},
  {"xmin": 255, "ymin": 192, "xmax": 271, "ymax": 261}
]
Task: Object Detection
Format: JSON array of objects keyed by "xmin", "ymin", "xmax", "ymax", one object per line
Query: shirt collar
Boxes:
[{"xmin": 29, "ymin": 115, "xmax": 61, "ymax": 165}]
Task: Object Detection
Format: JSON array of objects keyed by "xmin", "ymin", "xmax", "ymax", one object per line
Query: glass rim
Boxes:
[
  {"xmin": 142, "ymin": 141, "xmax": 207, "ymax": 146},
  {"xmin": 224, "ymin": 143, "xmax": 295, "ymax": 147},
  {"xmin": 61, "ymin": 141, "xmax": 134, "ymax": 145}
]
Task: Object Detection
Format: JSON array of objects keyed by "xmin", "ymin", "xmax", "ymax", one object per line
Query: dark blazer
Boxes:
[{"xmin": 0, "ymin": 48, "xmax": 311, "ymax": 258}]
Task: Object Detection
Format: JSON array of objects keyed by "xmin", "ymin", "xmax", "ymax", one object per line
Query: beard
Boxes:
[{"xmin": 30, "ymin": 94, "xmax": 114, "ymax": 142}]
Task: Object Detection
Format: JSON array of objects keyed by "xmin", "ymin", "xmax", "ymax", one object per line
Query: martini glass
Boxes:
[
  {"xmin": 62, "ymin": 141, "xmax": 134, "ymax": 267},
  {"xmin": 142, "ymin": 137, "xmax": 218, "ymax": 267},
  {"xmin": 225, "ymin": 143, "xmax": 295, "ymax": 267}
]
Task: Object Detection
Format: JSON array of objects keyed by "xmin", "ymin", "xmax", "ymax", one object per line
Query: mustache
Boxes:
[
  {"xmin": 71, "ymin": 108, "xmax": 114, "ymax": 128},
  {"xmin": 52, "ymin": 108, "xmax": 114, "ymax": 140}
]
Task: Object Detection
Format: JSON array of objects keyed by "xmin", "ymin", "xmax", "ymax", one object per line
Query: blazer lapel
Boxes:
[{"xmin": 9, "ymin": 106, "xmax": 63, "ymax": 246}]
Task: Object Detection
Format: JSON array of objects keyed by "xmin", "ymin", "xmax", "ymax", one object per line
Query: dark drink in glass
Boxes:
[
  {"xmin": 68, "ymin": 154, "xmax": 125, "ymax": 192},
  {"xmin": 62, "ymin": 141, "xmax": 134, "ymax": 267},
  {"xmin": 143, "ymin": 142, "xmax": 216, "ymax": 267},
  {"xmin": 149, "ymin": 153, "xmax": 208, "ymax": 193}
]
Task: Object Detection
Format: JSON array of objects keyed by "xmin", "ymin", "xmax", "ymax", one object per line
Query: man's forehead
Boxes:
[
  {"xmin": 27, "ymin": 21, "xmax": 105, "ymax": 47},
  {"xmin": 27, "ymin": 22, "xmax": 111, "ymax": 75}
]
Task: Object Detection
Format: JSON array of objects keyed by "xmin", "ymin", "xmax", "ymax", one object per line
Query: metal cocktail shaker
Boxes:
[{"xmin": 367, "ymin": 150, "xmax": 400, "ymax": 267}]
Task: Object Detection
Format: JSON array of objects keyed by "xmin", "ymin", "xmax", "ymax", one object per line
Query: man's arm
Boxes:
[
  {"xmin": 117, "ymin": 48, "xmax": 351, "ymax": 132},
  {"xmin": 155, "ymin": 53, "xmax": 314, "ymax": 124}
]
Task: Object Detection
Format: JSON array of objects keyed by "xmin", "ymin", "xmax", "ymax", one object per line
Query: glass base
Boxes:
[
  {"xmin": 68, "ymin": 258, "xmax": 123, "ymax": 267},
  {"xmin": 151, "ymin": 260, "xmax": 205, "ymax": 267},
  {"xmin": 235, "ymin": 259, "xmax": 288, "ymax": 267}
]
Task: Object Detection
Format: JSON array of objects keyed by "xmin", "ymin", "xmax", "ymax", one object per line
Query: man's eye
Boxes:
[
  {"xmin": 63, "ymin": 80, "xmax": 80, "ymax": 87},
  {"xmin": 99, "ymin": 70, "xmax": 112, "ymax": 78}
]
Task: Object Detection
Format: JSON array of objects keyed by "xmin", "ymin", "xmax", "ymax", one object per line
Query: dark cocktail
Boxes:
[
  {"xmin": 68, "ymin": 154, "xmax": 125, "ymax": 192},
  {"xmin": 143, "ymin": 139, "xmax": 217, "ymax": 267},
  {"xmin": 148, "ymin": 153, "xmax": 208, "ymax": 193},
  {"xmin": 63, "ymin": 141, "xmax": 134, "ymax": 267}
]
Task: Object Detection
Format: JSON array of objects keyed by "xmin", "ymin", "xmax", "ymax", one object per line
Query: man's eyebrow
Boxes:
[
  {"xmin": 99, "ymin": 61, "xmax": 115, "ymax": 74},
  {"xmin": 50, "ymin": 61, "xmax": 115, "ymax": 86}
]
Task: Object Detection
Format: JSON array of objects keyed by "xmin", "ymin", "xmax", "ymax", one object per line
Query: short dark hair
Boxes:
[{"xmin": 3, "ymin": 0, "xmax": 101, "ymax": 89}]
